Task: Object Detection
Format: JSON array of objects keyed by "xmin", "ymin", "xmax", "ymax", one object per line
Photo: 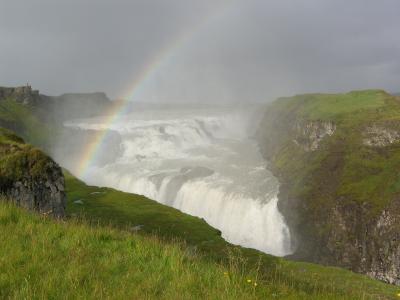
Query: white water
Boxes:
[{"xmin": 66, "ymin": 106, "xmax": 292, "ymax": 256}]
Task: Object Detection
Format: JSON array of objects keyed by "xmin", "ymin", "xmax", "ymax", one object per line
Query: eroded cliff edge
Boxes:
[
  {"xmin": 0, "ymin": 128, "xmax": 66, "ymax": 217},
  {"xmin": 256, "ymin": 90, "xmax": 400, "ymax": 285}
]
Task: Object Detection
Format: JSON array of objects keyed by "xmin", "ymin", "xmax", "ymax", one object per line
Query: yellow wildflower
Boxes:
[
  {"xmin": 254, "ymin": 283, "xmax": 258, "ymax": 287},
  {"xmin": 247, "ymin": 279, "xmax": 252, "ymax": 283},
  {"xmin": 397, "ymin": 292, "xmax": 400, "ymax": 297}
]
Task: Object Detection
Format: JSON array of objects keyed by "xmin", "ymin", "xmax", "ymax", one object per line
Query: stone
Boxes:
[
  {"xmin": 293, "ymin": 120, "xmax": 336, "ymax": 151},
  {"xmin": 363, "ymin": 125, "xmax": 400, "ymax": 147},
  {"xmin": 130, "ymin": 225, "xmax": 144, "ymax": 232}
]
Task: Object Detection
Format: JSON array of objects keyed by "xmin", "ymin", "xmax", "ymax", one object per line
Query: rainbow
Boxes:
[{"xmin": 75, "ymin": 2, "xmax": 235, "ymax": 178}]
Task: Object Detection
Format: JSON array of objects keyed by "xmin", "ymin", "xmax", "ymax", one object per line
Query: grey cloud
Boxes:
[{"xmin": 0, "ymin": 0, "xmax": 399, "ymax": 102}]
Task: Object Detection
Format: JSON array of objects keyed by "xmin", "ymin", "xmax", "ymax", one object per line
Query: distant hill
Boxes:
[
  {"xmin": 0, "ymin": 85, "xmax": 113, "ymax": 124},
  {"xmin": 40, "ymin": 91, "xmax": 112, "ymax": 121}
]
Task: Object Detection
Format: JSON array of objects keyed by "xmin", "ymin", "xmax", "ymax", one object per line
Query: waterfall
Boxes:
[{"xmin": 66, "ymin": 106, "xmax": 292, "ymax": 256}]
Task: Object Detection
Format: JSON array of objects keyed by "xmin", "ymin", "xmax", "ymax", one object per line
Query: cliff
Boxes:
[
  {"xmin": 0, "ymin": 128, "xmax": 66, "ymax": 217},
  {"xmin": 257, "ymin": 90, "xmax": 400, "ymax": 285}
]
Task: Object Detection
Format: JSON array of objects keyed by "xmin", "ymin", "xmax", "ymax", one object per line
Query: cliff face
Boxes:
[
  {"xmin": 257, "ymin": 90, "xmax": 400, "ymax": 285},
  {"xmin": 0, "ymin": 128, "xmax": 66, "ymax": 217}
]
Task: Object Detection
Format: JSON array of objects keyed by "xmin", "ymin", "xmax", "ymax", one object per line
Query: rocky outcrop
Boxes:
[
  {"xmin": 0, "ymin": 85, "xmax": 40, "ymax": 105},
  {"xmin": 363, "ymin": 125, "xmax": 400, "ymax": 147},
  {"xmin": 0, "ymin": 129, "xmax": 66, "ymax": 218},
  {"xmin": 293, "ymin": 120, "xmax": 336, "ymax": 151},
  {"xmin": 321, "ymin": 200, "xmax": 400, "ymax": 285},
  {"xmin": 7, "ymin": 164, "xmax": 66, "ymax": 218},
  {"xmin": 256, "ymin": 90, "xmax": 400, "ymax": 285}
]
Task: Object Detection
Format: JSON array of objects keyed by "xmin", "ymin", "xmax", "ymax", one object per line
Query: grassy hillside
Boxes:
[{"xmin": 61, "ymin": 171, "xmax": 399, "ymax": 299}]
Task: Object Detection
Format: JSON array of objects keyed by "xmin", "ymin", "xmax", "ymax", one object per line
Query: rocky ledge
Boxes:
[{"xmin": 0, "ymin": 128, "xmax": 66, "ymax": 217}]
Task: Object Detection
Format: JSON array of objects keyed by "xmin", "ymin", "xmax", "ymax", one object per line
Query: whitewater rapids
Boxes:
[{"xmin": 65, "ymin": 105, "xmax": 292, "ymax": 256}]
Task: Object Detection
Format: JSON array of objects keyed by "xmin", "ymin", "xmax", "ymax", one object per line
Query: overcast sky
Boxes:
[{"xmin": 1, "ymin": 0, "xmax": 399, "ymax": 102}]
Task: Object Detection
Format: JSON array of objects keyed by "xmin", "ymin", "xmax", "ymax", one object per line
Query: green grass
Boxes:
[
  {"xmin": 276, "ymin": 90, "xmax": 389, "ymax": 122},
  {"xmin": 0, "ymin": 201, "xmax": 272, "ymax": 299},
  {"xmin": 61, "ymin": 171, "xmax": 399, "ymax": 299}
]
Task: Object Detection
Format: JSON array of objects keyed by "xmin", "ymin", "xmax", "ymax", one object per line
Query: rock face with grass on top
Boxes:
[
  {"xmin": 257, "ymin": 90, "xmax": 400, "ymax": 285},
  {"xmin": 0, "ymin": 128, "xmax": 66, "ymax": 217}
]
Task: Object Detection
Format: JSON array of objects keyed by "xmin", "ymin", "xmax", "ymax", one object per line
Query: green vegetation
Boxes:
[
  {"xmin": 0, "ymin": 128, "xmax": 55, "ymax": 189},
  {"xmin": 257, "ymin": 89, "xmax": 400, "ymax": 276},
  {"xmin": 275, "ymin": 90, "xmax": 388, "ymax": 122},
  {"xmin": 0, "ymin": 98, "xmax": 56, "ymax": 147},
  {"xmin": 261, "ymin": 90, "xmax": 400, "ymax": 212}
]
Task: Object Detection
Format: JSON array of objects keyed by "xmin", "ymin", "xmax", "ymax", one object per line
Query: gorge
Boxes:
[{"xmin": 62, "ymin": 105, "xmax": 293, "ymax": 257}]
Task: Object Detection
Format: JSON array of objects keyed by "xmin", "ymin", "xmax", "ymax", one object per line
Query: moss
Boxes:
[{"xmin": 0, "ymin": 129, "xmax": 57, "ymax": 190}]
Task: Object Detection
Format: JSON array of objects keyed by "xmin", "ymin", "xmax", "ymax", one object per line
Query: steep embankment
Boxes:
[
  {"xmin": 257, "ymin": 90, "xmax": 400, "ymax": 285},
  {"xmin": 0, "ymin": 128, "xmax": 65, "ymax": 217}
]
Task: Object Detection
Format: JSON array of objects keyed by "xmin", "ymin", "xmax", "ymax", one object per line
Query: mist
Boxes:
[{"xmin": 1, "ymin": 0, "xmax": 400, "ymax": 103}]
